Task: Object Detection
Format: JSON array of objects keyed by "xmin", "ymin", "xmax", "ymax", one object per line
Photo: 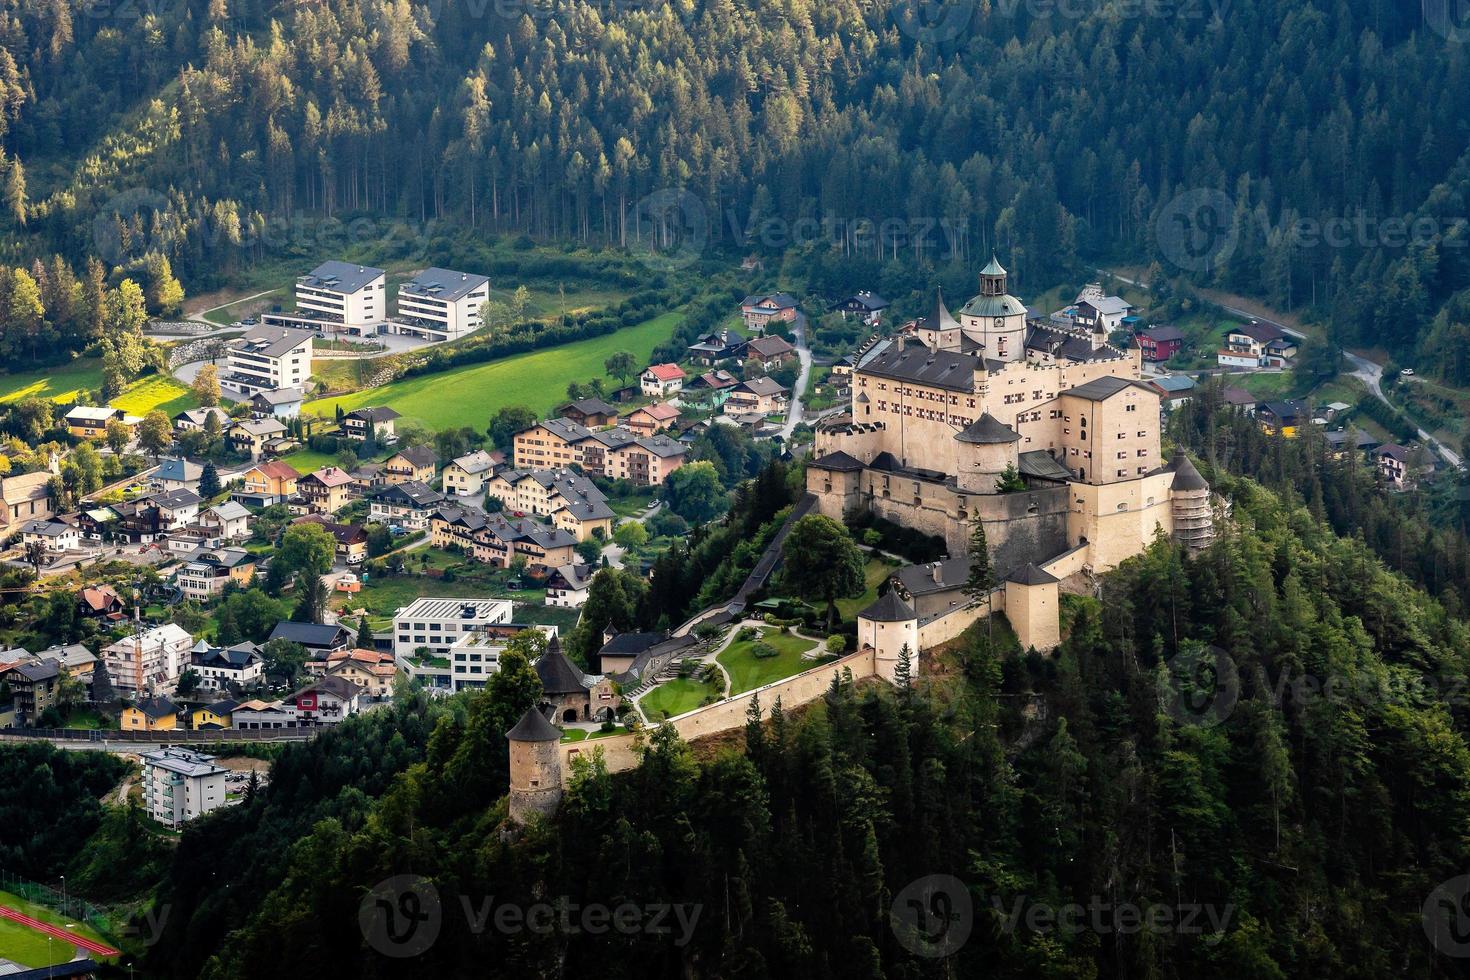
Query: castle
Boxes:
[{"xmin": 808, "ymin": 258, "xmax": 1215, "ymax": 659}]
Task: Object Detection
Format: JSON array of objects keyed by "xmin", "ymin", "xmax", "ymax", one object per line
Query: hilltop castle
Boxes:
[{"xmin": 810, "ymin": 258, "xmax": 1215, "ymax": 657}]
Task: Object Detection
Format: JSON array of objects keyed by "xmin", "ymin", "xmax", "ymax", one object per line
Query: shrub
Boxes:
[
  {"xmin": 751, "ymin": 641, "xmax": 779, "ymax": 659},
  {"xmin": 826, "ymin": 634, "xmax": 848, "ymax": 653}
]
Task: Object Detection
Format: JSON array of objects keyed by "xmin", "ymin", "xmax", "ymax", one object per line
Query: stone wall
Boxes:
[{"xmin": 559, "ymin": 647, "xmax": 878, "ymax": 784}]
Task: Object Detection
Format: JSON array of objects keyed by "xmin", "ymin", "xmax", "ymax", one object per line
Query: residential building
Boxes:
[
  {"xmin": 250, "ymin": 387, "xmax": 305, "ymax": 418},
  {"xmin": 400, "ymin": 621, "xmax": 556, "ymax": 693},
  {"xmin": 1135, "ymin": 325, "xmax": 1186, "ymax": 362},
  {"xmin": 154, "ymin": 458, "xmax": 203, "ymax": 493},
  {"xmin": 485, "ymin": 468, "xmax": 614, "ymax": 541},
  {"xmin": 740, "ymin": 292, "xmax": 799, "ymax": 332},
  {"xmin": 65, "ymin": 406, "xmax": 138, "ymax": 440},
  {"xmin": 104, "ymin": 624, "xmax": 194, "ymax": 695},
  {"xmin": 292, "ymin": 515, "xmax": 369, "ymax": 564},
  {"xmin": 512, "ymin": 420, "xmax": 687, "ymax": 487},
  {"xmin": 231, "ymin": 418, "xmax": 288, "ymax": 461},
  {"xmin": 558, "ymin": 398, "xmax": 619, "ymax": 427},
  {"xmin": 192, "ymin": 699, "xmax": 239, "ymax": 730},
  {"xmin": 392, "ymin": 598, "xmax": 515, "ymax": 661},
  {"xmin": 1375, "ymin": 444, "xmax": 1413, "ymax": 489},
  {"xmin": 32, "ymin": 643, "xmax": 96, "ymax": 680},
  {"xmin": 428, "ymin": 504, "xmax": 490, "ymax": 552},
  {"xmin": 1218, "ymin": 322, "xmax": 1297, "ymax": 369},
  {"xmin": 231, "ymin": 699, "xmax": 297, "ymax": 729},
  {"xmin": 176, "ymin": 547, "xmax": 256, "ymax": 600},
  {"xmin": 296, "ymin": 467, "xmax": 356, "ymax": 515},
  {"xmin": 0, "ymin": 469, "xmax": 55, "ymax": 531},
  {"xmin": 368, "ymin": 480, "xmax": 444, "ymax": 529},
  {"xmin": 324, "ymin": 649, "xmax": 399, "ymax": 699},
  {"xmin": 121, "ymin": 695, "xmax": 181, "ymax": 731},
  {"xmin": 342, "ymin": 406, "xmax": 400, "ymax": 443},
  {"xmin": 1257, "ymin": 400, "xmax": 1308, "ymax": 437},
  {"xmin": 267, "ymin": 621, "xmax": 354, "ymax": 658},
  {"xmin": 443, "ymin": 449, "xmax": 498, "ymax": 496},
  {"xmin": 831, "ymin": 291, "xmax": 888, "ymax": 325},
  {"xmin": 239, "ymin": 460, "xmax": 299, "ymax": 501},
  {"xmin": 173, "ymin": 406, "xmax": 233, "ymax": 433},
  {"xmin": 686, "ymin": 327, "xmax": 746, "ymax": 365},
  {"xmin": 199, "ymin": 501, "xmax": 251, "ymax": 541},
  {"xmin": 19, "ymin": 519, "xmax": 79, "ymax": 553},
  {"xmin": 141, "ymin": 748, "xmax": 228, "ymax": 826},
  {"xmin": 545, "ymin": 563, "xmax": 594, "ymax": 607},
  {"xmin": 743, "ymin": 334, "xmax": 796, "ymax": 369},
  {"xmin": 262, "ymin": 261, "xmax": 387, "ymax": 335},
  {"xmin": 190, "ymin": 641, "xmax": 265, "ymax": 691},
  {"xmin": 685, "ymin": 370, "xmax": 740, "ymax": 405},
  {"xmin": 223, "ymin": 325, "xmax": 314, "ymax": 396},
  {"xmin": 1147, "ymin": 374, "xmax": 1197, "ymax": 410},
  {"xmin": 383, "ymin": 445, "xmax": 437, "ymax": 485},
  {"xmin": 78, "ymin": 584, "xmax": 125, "ymax": 621},
  {"xmin": 144, "ymin": 488, "xmax": 200, "ymax": 531},
  {"xmin": 724, "ymin": 377, "xmax": 789, "ymax": 417},
  {"xmin": 640, "ymin": 363, "xmax": 687, "ymax": 396},
  {"xmin": 391, "ymin": 267, "xmax": 490, "ymax": 341},
  {"xmin": 284, "ymin": 674, "xmax": 364, "ymax": 726},
  {"xmin": 472, "ymin": 514, "xmax": 579, "ymax": 571},
  {"xmin": 623, "ymin": 402, "xmax": 681, "ymax": 436},
  {"xmin": 1071, "ymin": 284, "xmax": 1133, "ymax": 332},
  {"xmin": 4, "ymin": 659, "xmax": 60, "ymax": 725}
]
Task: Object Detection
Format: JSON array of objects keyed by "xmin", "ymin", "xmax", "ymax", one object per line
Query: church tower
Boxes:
[{"xmin": 958, "ymin": 256, "xmax": 1028, "ymax": 363}]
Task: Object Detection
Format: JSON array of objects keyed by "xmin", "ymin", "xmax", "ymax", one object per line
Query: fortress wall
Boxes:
[
  {"xmin": 1041, "ymin": 543, "xmax": 1091, "ymax": 581},
  {"xmin": 917, "ymin": 595, "xmax": 995, "ymax": 649},
  {"xmin": 559, "ymin": 647, "xmax": 878, "ymax": 785}
]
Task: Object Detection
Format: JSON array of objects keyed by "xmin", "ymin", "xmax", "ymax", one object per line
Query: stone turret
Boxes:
[
  {"xmin": 1168, "ymin": 449, "xmax": 1215, "ymax": 552},
  {"xmin": 1005, "ymin": 563, "xmax": 1060, "ymax": 652},
  {"xmin": 506, "ymin": 707, "xmax": 563, "ymax": 823},
  {"xmin": 954, "ymin": 412, "xmax": 1021, "ymax": 494},
  {"xmin": 857, "ymin": 591, "xmax": 919, "ymax": 684}
]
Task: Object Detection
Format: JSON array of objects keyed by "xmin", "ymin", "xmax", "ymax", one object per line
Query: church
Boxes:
[{"xmin": 809, "ymin": 258, "xmax": 1216, "ymax": 658}]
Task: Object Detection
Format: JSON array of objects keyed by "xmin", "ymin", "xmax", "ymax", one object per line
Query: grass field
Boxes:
[
  {"xmin": 717, "ymin": 628, "xmax": 824, "ymax": 694},
  {"xmin": 279, "ymin": 448, "xmax": 345, "ymax": 476},
  {"xmin": 110, "ymin": 373, "xmax": 196, "ymax": 415},
  {"xmin": 0, "ymin": 359, "xmax": 197, "ymax": 416},
  {"xmin": 642, "ymin": 675, "xmax": 721, "ymax": 719},
  {"xmin": 834, "ymin": 556, "xmax": 902, "ymax": 622},
  {"xmin": 0, "ymin": 890, "xmax": 114, "ymax": 968},
  {"xmin": 303, "ymin": 311, "xmax": 682, "ymax": 429}
]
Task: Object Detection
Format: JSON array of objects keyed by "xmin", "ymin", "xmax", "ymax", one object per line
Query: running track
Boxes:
[{"xmin": 0, "ymin": 904, "xmax": 119, "ymax": 957}]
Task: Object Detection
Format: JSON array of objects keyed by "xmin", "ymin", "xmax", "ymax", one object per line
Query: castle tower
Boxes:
[
  {"xmin": 1004, "ymin": 563, "xmax": 1060, "ymax": 652},
  {"xmin": 958, "ymin": 256, "xmax": 1028, "ymax": 363},
  {"xmin": 856, "ymin": 591, "xmax": 919, "ymax": 684},
  {"xmin": 954, "ymin": 412, "xmax": 1021, "ymax": 494},
  {"xmin": 506, "ymin": 707, "xmax": 563, "ymax": 823},
  {"xmin": 1168, "ymin": 449, "xmax": 1215, "ymax": 552}
]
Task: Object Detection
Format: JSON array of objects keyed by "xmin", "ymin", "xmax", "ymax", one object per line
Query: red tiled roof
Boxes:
[{"xmin": 644, "ymin": 363, "xmax": 685, "ymax": 382}]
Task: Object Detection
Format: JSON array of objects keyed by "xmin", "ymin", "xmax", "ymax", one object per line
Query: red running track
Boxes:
[{"xmin": 0, "ymin": 904, "xmax": 119, "ymax": 957}]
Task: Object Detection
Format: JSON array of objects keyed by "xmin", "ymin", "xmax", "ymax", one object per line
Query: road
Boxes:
[
  {"xmin": 780, "ymin": 313, "xmax": 813, "ymax": 441},
  {"xmin": 1104, "ymin": 270, "xmax": 1464, "ymax": 470}
]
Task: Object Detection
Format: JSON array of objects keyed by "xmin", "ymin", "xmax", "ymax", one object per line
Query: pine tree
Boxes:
[
  {"xmin": 198, "ymin": 462, "xmax": 220, "ymax": 499},
  {"xmin": 894, "ymin": 643, "xmax": 912, "ymax": 691}
]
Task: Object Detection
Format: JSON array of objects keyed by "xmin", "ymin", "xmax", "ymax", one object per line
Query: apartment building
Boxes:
[
  {"xmin": 262, "ymin": 261, "xmax": 387, "ymax": 335},
  {"xmin": 142, "ymin": 748, "xmax": 229, "ymax": 827},
  {"xmin": 484, "ymin": 468, "xmax": 615, "ymax": 541},
  {"xmin": 391, "ymin": 267, "xmax": 490, "ymax": 341},
  {"xmin": 296, "ymin": 467, "xmax": 356, "ymax": 515},
  {"xmin": 224, "ymin": 325, "xmax": 315, "ymax": 396},
  {"xmin": 512, "ymin": 420, "xmax": 688, "ymax": 486},
  {"xmin": 190, "ymin": 641, "xmax": 265, "ymax": 691},
  {"xmin": 392, "ymin": 598, "xmax": 514, "ymax": 660},
  {"xmin": 102, "ymin": 623, "xmax": 194, "ymax": 695}
]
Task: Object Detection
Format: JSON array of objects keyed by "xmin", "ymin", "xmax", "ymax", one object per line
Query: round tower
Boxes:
[
  {"xmin": 506, "ymin": 707, "xmax": 563, "ymax": 823},
  {"xmin": 857, "ymin": 591, "xmax": 919, "ymax": 684},
  {"xmin": 1168, "ymin": 449, "xmax": 1215, "ymax": 551},
  {"xmin": 954, "ymin": 412, "xmax": 1021, "ymax": 494},
  {"xmin": 958, "ymin": 256, "xmax": 1028, "ymax": 362}
]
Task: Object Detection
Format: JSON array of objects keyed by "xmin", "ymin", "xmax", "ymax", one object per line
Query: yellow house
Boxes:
[
  {"xmin": 121, "ymin": 696, "xmax": 180, "ymax": 732},
  {"xmin": 65, "ymin": 406, "xmax": 138, "ymax": 440},
  {"xmin": 191, "ymin": 698, "xmax": 239, "ymax": 730}
]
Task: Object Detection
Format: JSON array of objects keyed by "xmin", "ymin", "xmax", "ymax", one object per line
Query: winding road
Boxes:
[{"xmin": 779, "ymin": 313, "xmax": 813, "ymax": 441}]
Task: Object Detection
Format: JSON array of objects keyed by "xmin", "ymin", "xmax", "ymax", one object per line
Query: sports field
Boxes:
[
  {"xmin": 303, "ymin": 311, "xmax": 682, "ymax": 429},
  {"xmin": 0, "ymin": 890, "xmax": 117, "ymax": 968}
]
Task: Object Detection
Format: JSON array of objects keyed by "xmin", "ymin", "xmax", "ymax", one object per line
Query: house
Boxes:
[
  {"xmin": 32, "ymin": 643, "xmax": 96, "ymax": 680},
  {"xmin": 190, "ymin": 641, "xmax": 265, "ymax": 691},
  {"xmin": 485, "ymin": 468, "xmax": 615, "ymax": 542},
  {"xmin": 191, "ymin": 699, "xmax": 239, "ymax": 730},
  {"xmin": 1374, "ymin": 444, "xmax": 1414, "ymax": 489},
  {"xmin": 4, "ymin": 659, "xmax": 60, "ymax": 726},
  {"xmin": 145, "ymin": 488, "xmax": 201, "ymax": 531},
  {"xmin": 1147, "ymin": 374, "xmax": 1197, "ymax": 410},
  {"xmin": 724, "ymin": 377, "xmax": 789, "ymax": 417},
  {"xmin": 1072, "ymin": 289, "xmax": 1133, "ymax": 332},
  {"xmin": 349, "ymin": 462, "xmax": 388, "ymax": 493},
  {"xmin": 558, "ymin": 398, "xmax": 620, "ymax": 428},
  {"xmin": 111, "ymin": 500, "xmax": 163, "ymax": 543},
  {"xmin": 622, "ymin": 402, "xmax": 681, "ymax": 436},
  {"xmin": 75, "ymin": 505, "xmax": 120, "ymax": 543},
  {"xmin": 545, "ymin": 563, "xmax": 594, "ymax": 607},
  {"xmin": 267, "ymin": 621, "xmax": 354, "ymax": 658},
  {"xmin": 297, "ymin": 467, "xmax": 356, "ymax": 515},
  {"xmin": 685, "ymin": 370, "xmax": 740, "ymax": 405},
  {"xmin": 173, "ymin": 406, "xmax": 233, "ymax": 433},
  {"xmin": 1221, "ymin": 386, "xmax": 1257, "ymax": 409},
  {"xmin": 250, "ymin": 387, "xmax": 305, "ymax": 418},
  {"xmin": 154, "ymin": 458, "xmax": 204, "ymax": 493},
  {"xmin": 1324, "ymin": 429, "xmax": 1380, "ymax": 457},
  {"xmin": 342, "ymin": 407, "xmax": 400, "ymax": 443},
  {"xmin": 231, "ymin": 418, "xmax": 289, "ymax": 461},
  {"xmin": 141, "ymin": 748, "xmax": 228, "ymax": 826},
  {"xmin": 0, "ymin": 469, "xmax": 56, "ymax": 531},
  {"xmin": 513, "ymin": 421, "xmax": 688, "ymax": 487},
  {"xmin": 391, "ymin": 267, "xmax": 490, "ymax": 341},
  {"xmin": 324, "ymin": 649, "xmax": 399, "ymax": 699},
  {"xmin": 743, "ymin": 334, "xmax": 796, "ymax": 369},
  {"xmin": 641, "ymin": 363, "xmax": 687, "ymax": 397},
  {"xmin": 262, "ymin": 261, "xmax": 387, "ymax": 336},
  {"xmin": 1219, "ymin": 322, "xmax": 1295, "ymax": 370},
  {"xmin": 65, "ymin": 406, "xmax": 137, "ymax": 440},
  {"xmin": 78, "ymin": 584, "xmax": 125, "ymax": 620},
  {"xmin": 1135, "ymin": 325, "xmax": 1186, "ymax": 362},
  {"xmin": 392, "ymin": 598, "xmax": 514, "ymax": 661},
  {"xmin": 231, "ymin": 699, "xmax": 298, "ymax": 730},
  {"xmin": 176, "ymin": 547, "xmax": 256, "ymax": 600},
  {"xmin": 443, "ymin": 449, "xmax": 498, "ymax": 497},
  {"xmin": 687, "ymin": 327, "xmax": 746, "ymax": 365},
  {"xmin": 473, "ymin": 515, "xmax": 579, "ymax": 571},
  {"xmin": 121, "ymin": 695, "xmax": 181, "ymax": 732},
  {"xmin": 291, "ymin": 514, "xmax": 369, "ymax": 564},
  {"xmin": 740, "ymin": 292, "xmax": 799, "ymax": 332},
  {"xmin": 1257, "ymin": 400, "xmax": 1309, "ymax": 437},
  {"xmin": 831, "ymin": 291, "xmax": 888, "ymax": 325},
  {"xmin": 239, "ymin": 460, "xmax": 299, "ymax": 502},
  {"xmin": 223, "ymin": 325, "xmax": 315, "ymax": 396},
  {"xmin": 383, "ymin": 445, "xmax": 437, "ymax": 486},
  {"xmin": 368, "ymin": 480, "xmax": 444, "ymax": 529},
  {"xmin": 199, "ymin": 501, "xmax": 251, "ymax": 542},
  {"xmin": 103, "ymin": 624, "xmax": 194, "ymax": 695},
  {"xmin": 428, "ymin": 504, "xmax": 490, "ymax": 552},
  {"xmin": 19, "ymin": 519, "xmax": 80, "ymax": 554}
]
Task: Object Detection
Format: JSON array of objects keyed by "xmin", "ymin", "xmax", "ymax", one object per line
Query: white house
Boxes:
[
  {"xmin": 19, "ymin": 519, "xmax": 79, "ymax": 553},
  {"xmin": 443, "ymin": 449, "xmax": 498, "ymax": 497},
  {"xmin": 199, "ymin": 501, "xmax": 251, "ymax": 542},
  {"xmin": 392, "ymin": 267, "xmax": 491, "ymax": 341},
  {"xmin": 261, "ymin": 261, "xmax": 387, "ymax": 336},
  {"xmin": 392, "ymin": 597, "xmax": 514, "ymax": 661},
  {"xmin": 250, "ymin": 387, "xmax": 305, "ymax": 419},
  {"xmin": 142, "ymin": 748, "xmax": 229, "ymax": 827},
  {"xmin": 224, "ymin": 326, "xmax": 315, "ymax": 396},
  {"xmin": 641, "ymin": 363, "xmax": 686, "ymax": 396},
  {"xmin": 545, "ymin": 563, "xmax": 593, "ymax": 608},
  {"xmin": 190, "ymin": 640, "xmax": 265, "ymax": 691},
  {"xmin": 154, "ymin": 458, "xmax": 203, "ymax": 493},
  {"xmin": 103, "ymin": 623, "xmax": 194, "ymax": 695}
]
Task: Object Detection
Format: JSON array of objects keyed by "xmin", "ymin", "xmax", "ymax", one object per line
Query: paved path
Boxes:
[
  {"xmin": 780, "ymin": 313, "xmax": 813, "ymax": 441},
  {"xmin": 0, "ymin": 905, "xmax": 119, "ymax": 957}
]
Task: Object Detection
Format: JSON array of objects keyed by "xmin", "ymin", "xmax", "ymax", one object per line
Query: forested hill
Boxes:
[
  {"xmin": 0, "ymin": 0, "xmax": 1467, "ymax": 356},
  {"xmin": 120, "ymin": 468, "xmax": 1470, "ymax": 979}
]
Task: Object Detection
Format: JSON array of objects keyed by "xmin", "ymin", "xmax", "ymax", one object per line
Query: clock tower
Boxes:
[{"xmin": 959, "ymin": 255, "xmax": 1027, "ymax": 363}]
